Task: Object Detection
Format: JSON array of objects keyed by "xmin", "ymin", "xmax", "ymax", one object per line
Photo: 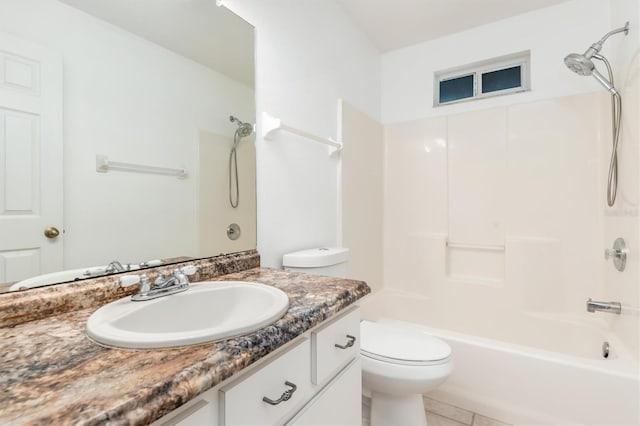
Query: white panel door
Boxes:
[{"xmin": 0, "ymin": 32, "xmax": 63, "ymax": 283}]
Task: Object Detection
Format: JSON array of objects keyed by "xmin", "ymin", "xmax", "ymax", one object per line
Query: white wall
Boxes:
[
  {"xmin": 0, "ymin": 0, "xmax": 254, "ymax": 268},
  {"xmin": 222, "ymin": 0, "xmax": 381, "ymax": 267},
  {"xmin": 381, "ymin": 0, "xmax": 611, "ymax": 123}
]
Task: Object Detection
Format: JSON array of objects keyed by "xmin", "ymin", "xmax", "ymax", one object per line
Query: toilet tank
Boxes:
[{"xmin": 282, "ymin": 247, "xmax": 349, "ymax": 278}]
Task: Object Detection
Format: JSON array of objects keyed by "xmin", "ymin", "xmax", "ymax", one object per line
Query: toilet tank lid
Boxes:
[{"xmin": 282, "ymin": 247, "xmax": 349, "ymax": 268}]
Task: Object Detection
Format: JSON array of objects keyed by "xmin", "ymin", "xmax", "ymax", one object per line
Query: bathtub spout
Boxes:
[{"xmin": 586, "ymin": 298, "xmax": 621, "ymax": 314}]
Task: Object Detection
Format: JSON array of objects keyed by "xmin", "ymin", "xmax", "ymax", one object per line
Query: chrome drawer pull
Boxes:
[
  {"xmin": 262, "ymin": 381, "xmax": 297, "ymax": 405},
  {"xmin": 335, "ymin": 334, "xmax": 356, "ymax": 349}
]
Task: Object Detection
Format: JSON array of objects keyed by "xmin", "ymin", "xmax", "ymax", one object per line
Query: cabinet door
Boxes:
[{"xmin": 288, "ymin": 358, "xmax": 361, "ymax": 426}]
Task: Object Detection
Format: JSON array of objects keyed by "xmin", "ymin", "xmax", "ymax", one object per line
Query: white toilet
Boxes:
[
  {"xmin": 360, "ymin": 320, "xmax": 453, "ymax": 425},
  {"xmin": 282, "ymin": 247, "xmax": 454, "ymax": 426}
]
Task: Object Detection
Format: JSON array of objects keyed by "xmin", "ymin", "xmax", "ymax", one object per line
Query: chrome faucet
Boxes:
[
  {"xmin": 119, "ymin": 266, "xmax": 198, "ymax": 301},
  {"xmin": 154, "ymin": 269, "xmax": 189, "ymax": 289},
  {"xmin": 587, "ymin": 298, "xmax": 621, "ymax": 314}
]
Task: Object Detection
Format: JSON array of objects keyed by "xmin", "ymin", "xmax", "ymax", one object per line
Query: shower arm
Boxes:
[
  {"xmin": 584, "ymin": 22, "xmax": 630, "ymax": 58},
  {"xmin": 596, "ymin": 22, "xmax": 630, "ymax": 46}
]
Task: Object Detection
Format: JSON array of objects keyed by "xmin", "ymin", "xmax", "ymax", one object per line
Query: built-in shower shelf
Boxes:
[
  {"xmin": 446, "ymin": 241, "xmax": 505, "ymax": 251},
  {"xmin": 446, "ymin": 239, "xmax": 505, "ymax": 285}
]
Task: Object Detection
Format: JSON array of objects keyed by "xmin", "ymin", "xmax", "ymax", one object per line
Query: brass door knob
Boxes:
[{"xmin": 44, "ymin": 226, "xmax": 60, "ymax": 239}]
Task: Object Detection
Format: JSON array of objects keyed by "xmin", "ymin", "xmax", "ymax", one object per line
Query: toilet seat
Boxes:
[{"xmin": 360, "ymin": 320, "xmax": 451, "ymax": 366}]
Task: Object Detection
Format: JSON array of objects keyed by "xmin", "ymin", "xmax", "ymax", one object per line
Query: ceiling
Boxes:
[
  {"xmin": 337, "ymin": 0, "xmax": 573, "ymax": 52},
  {"xmin": 57, "ymin": 0, "xmax": 254, "ymax": 87},
  {"xmin": 55, "ymin": 0, "xmax": 575, "ymax": 83}
]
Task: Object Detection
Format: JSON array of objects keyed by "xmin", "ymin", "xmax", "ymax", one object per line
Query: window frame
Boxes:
[{"xmin": 434, "ymin": 50, "xmax": 531, "ymax": 107}]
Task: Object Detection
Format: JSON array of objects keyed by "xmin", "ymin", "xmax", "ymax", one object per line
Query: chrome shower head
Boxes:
[
  {"xmin": 564, "ymin": 52, "xmax": 618, "ymax": 94},
  {"xmin": 564, "ymin": 22, "xmax": 629, "ymax": 95},
  {"xmin": 564, "ymin": 53, "xmax": 595, "ymax": 76}
]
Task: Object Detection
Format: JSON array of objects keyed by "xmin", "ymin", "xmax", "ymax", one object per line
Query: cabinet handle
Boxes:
[
  {"xmin": 262, "ymin": 381, "xmax": 297, "ymax": 405},
  {"xmin": 335, "ymin": 334, "xmax": 356, "ymax": 349}
]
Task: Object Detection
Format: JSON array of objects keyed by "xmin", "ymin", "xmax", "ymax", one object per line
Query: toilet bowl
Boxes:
[
  {"xmin": 281, "ymin": 248, "xmax": 453, "ymax": 425},
  {"xmin": 361, "ymin": 320, "xmax": 454, "ymax": 426}
]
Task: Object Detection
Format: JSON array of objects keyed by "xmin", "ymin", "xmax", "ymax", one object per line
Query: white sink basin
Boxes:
[{"xmin": 86, "ymin": 281, "xmax": 289, "ymax": 349}]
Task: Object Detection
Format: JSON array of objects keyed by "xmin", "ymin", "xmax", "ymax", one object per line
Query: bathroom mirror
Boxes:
[{"xmin": 0, "ymin": 0, "xmax": 256, "ymax": 293}]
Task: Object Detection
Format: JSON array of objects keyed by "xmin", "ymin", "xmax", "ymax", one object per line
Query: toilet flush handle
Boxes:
[{"xmin": 335, "ymin": 335, "xmax": 356, "ymax": 349}]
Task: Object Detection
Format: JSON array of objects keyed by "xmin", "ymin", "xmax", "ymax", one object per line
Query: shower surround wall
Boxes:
[
  {"xmin": 381, "ymin": 0, "xmax": 639, "ymax": 365},
  {"xmin": 384, "ymin": 91, "xmax": 608, "ymax": 339}
]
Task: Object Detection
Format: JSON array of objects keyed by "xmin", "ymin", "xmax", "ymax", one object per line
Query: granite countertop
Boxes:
[{"xmin": 0, "ymin": 267, "xmax": 370, "ymax": 426}]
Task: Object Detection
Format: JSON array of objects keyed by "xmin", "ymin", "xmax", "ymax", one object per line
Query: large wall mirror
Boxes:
[{"xmin": 0, "ymin": 0, "xmax": 256, "ymax": 293}]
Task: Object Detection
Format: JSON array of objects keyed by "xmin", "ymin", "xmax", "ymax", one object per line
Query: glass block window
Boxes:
[{"xmin": 434, "ymin": 51, "xmax": 530, "ymax": 106}]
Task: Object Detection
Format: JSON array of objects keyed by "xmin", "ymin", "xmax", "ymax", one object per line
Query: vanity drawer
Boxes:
[
  {"xmin": 311, "ymin": 306, "xmax": 360, "ymax": 385},
  {"xmin": 220, "ymin": 337, "xmax": 312, "ymax": 426}
]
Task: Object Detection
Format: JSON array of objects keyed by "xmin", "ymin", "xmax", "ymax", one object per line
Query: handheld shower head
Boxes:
[
  {"xmin": 563, "ymin": 52, "xmax": 618, "ymax": 94},
  {"xmin": 564, "ymin": 22, "xmax": 629, "ymax": 94},
  {"xmin": 564, "ymin": 53, "xmax": 595, "ymax": 76}
]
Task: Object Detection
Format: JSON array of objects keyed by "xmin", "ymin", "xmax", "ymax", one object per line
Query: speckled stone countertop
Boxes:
[{"xmin": 0, "ymin": 262, "xmax": 370, "ymax": 425}]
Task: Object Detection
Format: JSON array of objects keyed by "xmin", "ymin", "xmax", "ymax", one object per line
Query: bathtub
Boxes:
[{"xmin": 360, "ymin": 289, "xmax": 640, "ymax": 426}]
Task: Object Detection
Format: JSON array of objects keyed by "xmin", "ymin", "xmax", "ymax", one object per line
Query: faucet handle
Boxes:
[
  {"xmin": 139, "ymin": 274, "xmax": 151, "ymax": 292},
  {"xmin": 180, "ymin": 265, "xmax": 198, "ymax": 276},
  {"xmin": 139, "ymin": 259, "xmax": 163, "ymax": 268},
  {"xmin": 155, "ymin": 271, "xmax": 168, "ymax": 285},
  {"xmin": 119, "ymin": 275, "xmax": 140, "ymax": 287},
  {"xmin": 604, "ymin": 248, "xmax": 621, "ymax": 259},
  {"xmin": 605, "ymin": 238, "xmax": 627, "ymax": 271}
]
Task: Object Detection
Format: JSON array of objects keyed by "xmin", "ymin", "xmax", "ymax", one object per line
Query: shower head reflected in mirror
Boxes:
[
  {"xmin": 228, "ymin": 115, "xmax": 254, "ymax": 209},
  {"xmin": 230, "ymin": 115, "xmax": 254, "ymax": 139}
]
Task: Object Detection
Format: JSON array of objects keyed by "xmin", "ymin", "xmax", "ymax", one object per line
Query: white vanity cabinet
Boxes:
[{"xmin": 155, "ymin": 306, "xmax": 361, "ymax": 426}]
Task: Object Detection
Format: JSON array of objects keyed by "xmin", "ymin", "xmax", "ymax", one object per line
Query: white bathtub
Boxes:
[{"xmin": 360, "ymin": 289, "xmax": 640, "ymax": 426}]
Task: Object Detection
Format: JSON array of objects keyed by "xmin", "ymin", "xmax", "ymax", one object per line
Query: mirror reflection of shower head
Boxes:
[
  {"xmin": 228, "ymin": 115, "xmax": 254, "ymax": 209},
  {"xmin": 563, "ymin": 22, "xmax": 629, "ymax": 94},
  {"xmin": 229, "ymin": 115, "xmax": 254, "ymax": 138}
]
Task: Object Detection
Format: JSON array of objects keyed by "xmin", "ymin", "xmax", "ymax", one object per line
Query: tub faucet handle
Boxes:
[
  {"xmin": 604, "ymin": 248, "xmax": 617, "ymax": 258},
  {"xmin": 604, "ymin": 238, "xmax": 627, "ymax": 271}
]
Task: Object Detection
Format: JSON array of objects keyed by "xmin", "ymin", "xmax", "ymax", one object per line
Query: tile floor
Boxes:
[{"xmin": 362, "ymin": 396, "xmax": 512, "ymax": 426}]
